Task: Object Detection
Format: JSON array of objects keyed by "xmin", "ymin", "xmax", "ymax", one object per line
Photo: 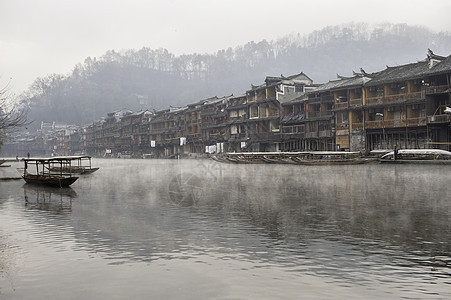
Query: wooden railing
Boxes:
[
  {"xmin": 335, "ymin": 102, "xmax": 348, "ymax": 110},
  {"xmin": 406, "ymin": 117, "xmax": 426, "ymax": 126},
  {"xmin": 365, "ymin": 120, "xmax": 384, "ymax": 128},
  {"xmin": 384, "ymin": 119, "xmax": 406, "ymax": 128},
  {"xmin": 426, "ymin": 85, "xmax": 448, "ymax": 95},
  {"xmin": 366, "ymin": 96, "xmax": 384, "ymax": 105},
  {"xmin": 428, "ymin": 114, "xmax": 451, "ymax": 124},
  {"xmin": 351, "ymin": 122, "xmax": 364, "ymax": 130},
  {"xmin": 386, "ymin": 93, "xmax": 408, "ymax": 102},
  {"xmin": 406, "ymin": 91, "xmax": 424, "ymax": 100},
  {"xmin": 366, "ymin": 117, "xmax": 427, "ymax": 129},
  {"xmin": 350, "ymin": 98, "xmax": 363, "ymax": 106},
  {"xmin": 366, "ymin": 91, "xmax": 424, "ymax": 105}
]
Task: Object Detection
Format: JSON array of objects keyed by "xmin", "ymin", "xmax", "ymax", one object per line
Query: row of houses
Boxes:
[{"xmin": 4, "ymin": 49, "xmax": 451, "ymax": 158}]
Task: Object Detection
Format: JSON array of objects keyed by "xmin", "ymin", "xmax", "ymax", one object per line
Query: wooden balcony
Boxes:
[
  {"xmin": 406, "ymin": 117, "xmax": 426, "ymax": 126},
  {"xmin": 335, "ymin": 102, "xmax": 348, "ymax": 110},
  {"xmin": 351, "ymin": 122, "xmax": 364, "ymax": 130},
  {"xmin": 382, "ymin": 93, "xmax": 408, "ymax": 103},
  {"xmin": 366, "ymin": 96, "xmax": 384, "ymax": 105},
  {"xmin": 366, "ymin": 117, "xmax": 427, "ymax": 129},
  {"xmin": 350, "ymin": 98, "xmax": 363, "ymax": 106},
  {"xmin": 383, "ymin": 119, "xmax": 406, "ymax": 128},
  {"xmin": 428, "ymin": 114, "xmax": 451, "ymax": 124},
  {"xmin": 282, "ymin": 125, "xmax": 305, "ymax": 135},
  {"xmin": 425, "ymin": 85, "xmax": 449, "ymax": 95},
  {"xmin": 366, "ymin": 91, "xmax": 424, "ymax": 106},
  {"xmin": 406, "ymin": 91, "xmax": 424, "ymax": 100},
  {"xmin": 365, "ymin": 120, "xmax": 383, "ymax": 128}
]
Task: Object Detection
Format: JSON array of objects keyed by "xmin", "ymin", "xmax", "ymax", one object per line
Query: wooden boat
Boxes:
[
  {"xmin": 47, "ymin": 155, "xmax": 99, "ymax": 174},
  {"xmin": 216, "ymin": 151, "xmax": 370, "ymax": 165},
  {"xmin": 224, "ymin": 152, "xmax": 268, "ymax": 164},
  {"xmin": 290, "ymin": 151, "xmax": 371, "ymax": 165},
  {"xmin": 379, "ymin": 149, "xmax": 451, "ymax": 164},
  {"xmin": 18, "ymin": 157, "xmax": 79, "ymax": 187},
  {"xmin": 210, "ymin": 155, "xmax": 230, "ymax": 163}
]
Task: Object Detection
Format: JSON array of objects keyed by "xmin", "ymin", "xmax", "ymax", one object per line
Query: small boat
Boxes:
[
  {"xmin": 47, "ymin": 155, "xmax": 99, "ymax": 174},
  {"xmin": 379, "ymin": 149, "xmax": 451, "ymax": 164},
  {"xmin": 18, "ymin": 157, "xmax": 79, "ymax": 187}
]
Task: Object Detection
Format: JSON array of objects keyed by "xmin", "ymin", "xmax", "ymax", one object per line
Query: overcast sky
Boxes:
[{"xmin": 1, "ymin": 0, "xmax": 451, "ymax": 96}]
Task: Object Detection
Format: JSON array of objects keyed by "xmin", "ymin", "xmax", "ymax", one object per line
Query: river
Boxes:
[{"xmin": 0, "ymin": 159, "xmax": 450, "ymax": 299}]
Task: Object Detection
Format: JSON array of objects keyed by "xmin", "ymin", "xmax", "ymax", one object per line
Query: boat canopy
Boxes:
[{"xmin": 23, "ymin": 155, "xmax": 92, "ymax": 162}]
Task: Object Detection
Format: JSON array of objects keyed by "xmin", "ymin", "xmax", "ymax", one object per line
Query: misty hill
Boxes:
[{"xmin": 19, "ymin": 22, "xmax": 451, "ymax": 130}]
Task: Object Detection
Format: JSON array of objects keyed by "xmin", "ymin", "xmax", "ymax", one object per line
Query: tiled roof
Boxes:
[
  {"xmin": 365, "ymin": 61, "xmax": 430, "ymax": 86},
  {"xmin": 366, "ymin": 52, "xmax": 451, "ymax": 86},
  {"xmin": 308, "ymin": 51, "xmax": 451, "ymax": 91},
  {"xmin": 428, "ymin": 54, "xmax": 451, "ymax": 75},
  {"xmin": 310, "ymin": 75, "xmax": 371, "ymax": 93}
]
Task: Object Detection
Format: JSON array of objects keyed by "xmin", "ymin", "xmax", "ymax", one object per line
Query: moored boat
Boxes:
[
  {"xmin": 290, "ymin": 151, "xmax": 371, "ymax": 165},
  {"xmin": 20, "ymin": 174, "xmax": 78, "ymax": 187},
  {"xmin": 47, "ymin": 155, "xmax": 99, "ymax": 174},
  {"xmin": 18, "ymin": 157, "xmax": 80, "ymax": 187},
  {"xmin": 379, "ymin": 149, "xmax": 451, "ymax": 164},
  {"xmin": 213, "ymin": 151, "xmax": 371, "ymax": 165}
]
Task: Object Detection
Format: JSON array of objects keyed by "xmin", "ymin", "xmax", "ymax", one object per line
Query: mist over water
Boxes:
[{"xmin": 1, "ymin": 159, "xmax": 450, "ymax": 299}]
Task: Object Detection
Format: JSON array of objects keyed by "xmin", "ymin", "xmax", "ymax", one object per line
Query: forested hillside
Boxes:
[{"xmin": 19, "ymin": 23, "xmax": 451, "ymax": 130}]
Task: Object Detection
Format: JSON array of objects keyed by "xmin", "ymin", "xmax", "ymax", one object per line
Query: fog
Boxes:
[{"xmin": 1, "ymin": 0, "xmax": 451, "ymax": 95}]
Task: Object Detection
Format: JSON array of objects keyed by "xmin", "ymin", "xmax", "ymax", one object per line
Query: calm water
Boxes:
[{"xmin": 0, "ymin": 159, "xmax": 450, "ymax": 299}]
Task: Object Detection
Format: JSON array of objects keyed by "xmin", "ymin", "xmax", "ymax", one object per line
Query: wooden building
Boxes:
[
  {"xmin": 362, "ymin": 50, "xmax": 451, "ymax": 152},
  {"xmin": 31, "ymin": 49, "xmax": 451, "ymax": 158},
  {"xmin": 225, "ymin": 94, "xmax": 249, "ymax": 152},
  {"xmin": 245, "ymin": 72, "xmax": 315, "ymax": 152}
]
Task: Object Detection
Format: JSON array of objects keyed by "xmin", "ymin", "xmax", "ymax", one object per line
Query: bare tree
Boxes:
[{"xmin": 0, "ymin": 81, "xmax": 28, "ymax": 148}]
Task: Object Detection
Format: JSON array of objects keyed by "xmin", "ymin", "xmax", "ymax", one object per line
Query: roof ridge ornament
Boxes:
[
  {"xmin": 427, "ymin": 48, "xmax": 445, "ymax": 69},
  {"xmin": 427, "ymin": 48, "xmax": 446, "ymax": 61}
]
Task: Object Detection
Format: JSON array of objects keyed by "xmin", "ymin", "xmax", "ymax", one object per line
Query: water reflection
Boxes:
[
  {"xmin": 22, "ymin": 184, "xmax": 77, "ymax": 212},
  {"xmin": 72, "ymin": 161, "xmax": 450, "ymax": 269}
]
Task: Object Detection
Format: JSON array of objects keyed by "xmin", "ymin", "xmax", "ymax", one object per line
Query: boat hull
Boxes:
[
  {"xmin": 379, "ymin": 159, "xmax": 451, "ymax": 164},
  {"xmin": 291, "ymin": 158, "xmax": 370, "ymax": 165},
  {"xmin": 22, "ymin": 175, "xmax": 79, "ymax": 187}
]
